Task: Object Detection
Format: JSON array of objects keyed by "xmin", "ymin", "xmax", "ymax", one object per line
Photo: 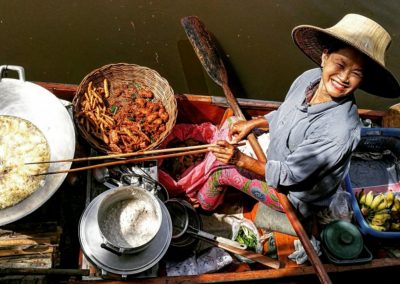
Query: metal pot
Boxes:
[
  {"xmin": 97, "ymin": 186, "xmax": 163, "ymax": 255},
  {"xmin": 0, "ymin": 65, "xmax": 75, "ymax": 226}
]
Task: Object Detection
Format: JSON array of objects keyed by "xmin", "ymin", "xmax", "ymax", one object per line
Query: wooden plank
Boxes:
[
  {"xmin": 0, "ymin": 245, "xmax": 54, "ymax": 257},
  {"xmin": 67, "ymin": 258, "xmax": 400, "ymax": 283},
  {"xmin": 274, "ymin": 231, "xmax": 303, "ymax": 269}
]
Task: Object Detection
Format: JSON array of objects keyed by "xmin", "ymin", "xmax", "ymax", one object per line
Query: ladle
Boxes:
[
  {"xmin": 93, "ymin": 167, "xmax": 123, "ymax": 189},
  {"xmin": 166, "ymin": 198, "xmax": 280, "ymax": 269},
  {"xmin": 166, "ymin": 199, "xmax": 246, "ymax": 250}
]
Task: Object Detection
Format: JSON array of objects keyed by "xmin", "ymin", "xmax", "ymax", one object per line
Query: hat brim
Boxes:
[{"xmin": 292, "ymin": 25, "xmax": 400, "ymax": 98}]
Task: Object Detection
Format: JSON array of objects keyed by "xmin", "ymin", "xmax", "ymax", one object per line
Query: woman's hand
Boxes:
[
  {"xmin": 209, "ymin": 140, "xmax": 266, "ymax": 176},
  {"xmin": 228, "ymin": 117, "xmax": 269, "ymax": 143},
  {"xmin": 209, "ymin": 140, "xmax": 240, "ymax": 165}
]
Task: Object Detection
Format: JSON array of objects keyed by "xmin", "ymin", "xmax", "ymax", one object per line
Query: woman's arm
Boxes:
[{"xmin": 210, "ymin": 140, "xmax": 266, "ymax": 177}]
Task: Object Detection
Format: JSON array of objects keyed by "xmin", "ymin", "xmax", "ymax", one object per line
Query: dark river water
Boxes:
[{"xmin": 1, "ymin": 0, "xmax": 400, "ymax": 110}]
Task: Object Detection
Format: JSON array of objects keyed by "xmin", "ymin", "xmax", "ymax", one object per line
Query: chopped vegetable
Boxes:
[
  {"xmin": 235, "ymin": 226, "xmax": 258, "ymax": 250},
  {"xmin": 110, "ymin": 105, "xmax": 118, "ymax": 115}
]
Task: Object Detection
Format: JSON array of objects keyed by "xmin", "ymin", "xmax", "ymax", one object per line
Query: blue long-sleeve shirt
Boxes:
[{"xmin": 264, "ymin": 68, "xmax": 361, "ymax": 216}]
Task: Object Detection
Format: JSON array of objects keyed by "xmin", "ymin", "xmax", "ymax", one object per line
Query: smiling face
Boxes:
[{"xmin": 315, "ymin": 47, "xmax": 365, "ymax": 102}]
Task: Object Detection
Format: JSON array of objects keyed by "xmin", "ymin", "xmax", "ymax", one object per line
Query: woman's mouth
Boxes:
[{"xmin": 330, "ymin": 79, "xmax": 346, "ymax": 92}]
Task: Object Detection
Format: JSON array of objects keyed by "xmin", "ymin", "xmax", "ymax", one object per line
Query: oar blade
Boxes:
[{"xmin": 181, "ymin": 16, "xmax": 226, "ymax": 86}]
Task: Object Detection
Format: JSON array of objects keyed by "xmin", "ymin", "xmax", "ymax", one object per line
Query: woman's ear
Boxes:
[{"xmin": 321, "ymin": 49, "xmax": 329, "ymax": 68}]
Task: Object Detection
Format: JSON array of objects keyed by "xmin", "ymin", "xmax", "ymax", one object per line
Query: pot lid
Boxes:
[{"xmin": 321, "ymin": 220, "xmax": 363, "ymax": 260}]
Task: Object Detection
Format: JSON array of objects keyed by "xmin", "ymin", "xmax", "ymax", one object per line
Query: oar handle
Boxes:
[
  {"xmin": 222, "ymin": 84, "xmax": 266, "ymax": 163},
  {"xmin": 216, "ymin": 242, "xmax": 281, "ymax": 270}
]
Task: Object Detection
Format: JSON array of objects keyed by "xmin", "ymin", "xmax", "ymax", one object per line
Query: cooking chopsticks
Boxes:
[
  {"xmin": 33, "ymin": 141, "xmax": 245, "ymax": 176},
  {"xmin": 26, "ymin": 142, "xmax": 244, "ymax": 165}
]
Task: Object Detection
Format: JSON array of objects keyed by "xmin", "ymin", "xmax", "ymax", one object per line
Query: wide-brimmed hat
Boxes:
[{"xmin": 292, "ymin": 13, "xmax": 400, "ymax": 98}]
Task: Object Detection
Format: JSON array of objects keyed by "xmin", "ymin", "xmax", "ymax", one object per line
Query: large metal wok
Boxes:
[{"xmin": 0, "ymin": 65, "xmax": 75, "ymax": 226}]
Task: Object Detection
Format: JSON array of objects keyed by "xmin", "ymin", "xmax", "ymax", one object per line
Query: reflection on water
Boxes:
[{"xmin": 0, "ymin": 0, "xmax": 399, "ymax": 110}]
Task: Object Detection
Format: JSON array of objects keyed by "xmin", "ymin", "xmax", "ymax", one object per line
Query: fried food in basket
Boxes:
[{"xmin": 76, "ymin": 79, "xmax": 169, "ymax": 153}]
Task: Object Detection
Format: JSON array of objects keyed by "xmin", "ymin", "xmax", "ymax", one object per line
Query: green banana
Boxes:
[{"xmin": 364, "ymin": 191, "xmax": 374, "ymax": 207}]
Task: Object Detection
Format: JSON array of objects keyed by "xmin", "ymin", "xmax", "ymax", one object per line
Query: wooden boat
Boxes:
[{"xmin": 1, "ymin": 81, "xmax": 400, "ymax": 284}]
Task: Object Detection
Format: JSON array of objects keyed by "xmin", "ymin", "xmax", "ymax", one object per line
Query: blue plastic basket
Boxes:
[{"xmin": 345, "ymin": 127, "xmax": 400, "ymax": 238}]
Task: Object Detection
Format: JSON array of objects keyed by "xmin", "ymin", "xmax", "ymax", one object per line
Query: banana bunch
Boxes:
[{"xmin": 357, "ymin": 189, "xmax": 400, "ymax": 231}]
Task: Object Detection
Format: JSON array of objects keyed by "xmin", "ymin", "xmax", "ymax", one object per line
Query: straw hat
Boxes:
[{"xmin": 292, "ymin": 13, "xmax": 400, "ymax": 98}]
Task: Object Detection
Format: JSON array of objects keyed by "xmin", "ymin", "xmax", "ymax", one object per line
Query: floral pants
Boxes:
[{"xmin": 195, "ymin": 117, "xmax": 284, "ymax": 212}]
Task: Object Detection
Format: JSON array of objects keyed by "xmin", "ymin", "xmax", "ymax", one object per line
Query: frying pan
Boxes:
[
  {"xmin": 165, "ymin": 198, "xmax": 280, "ymax": 269},
  {"xmin": 0, "ymin": 65, "xmax": 75, "ymax": 225}
]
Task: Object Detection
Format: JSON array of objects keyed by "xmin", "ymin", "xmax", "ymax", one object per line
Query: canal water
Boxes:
[{"xmin": 0, "ymin": 0, "xmax": 399, "ymax": 110}]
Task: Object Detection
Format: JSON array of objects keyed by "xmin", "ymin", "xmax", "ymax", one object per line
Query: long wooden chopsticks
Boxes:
[
  {"xmin": 27, "ymin": 142, "xmax": 244, "ymax": 165},
  {"xmin": 34, "ymin": 141, "xmax": 245, "ymax": 176}
]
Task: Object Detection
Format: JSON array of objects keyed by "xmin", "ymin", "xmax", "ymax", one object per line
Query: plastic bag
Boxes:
[
  {"xmin": 329, "ymin": 189, "xmax": 352, "ymax": 221},
  {"xmin": 231, "ymin": 219, "xmax": 263, "ymax": 263},
  {"xmin": 318, "ymin": 189, "xmax": 353, "ymax": 224},
  {"xmin": 158, "ymin": 122, "xmax": 218, "ymax": 197}
]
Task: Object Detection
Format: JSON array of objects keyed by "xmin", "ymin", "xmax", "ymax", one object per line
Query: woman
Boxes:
[{"xmin": 196, "ymin": 14, "xmax": 400, "ymax": 218}]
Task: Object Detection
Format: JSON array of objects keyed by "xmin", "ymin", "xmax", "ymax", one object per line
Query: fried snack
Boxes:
[
  {"xmin": 0, "ymin": 116, "xmax": 50, "ymax": 209},
  {"xmin": 77, "ymin": 79, "xmax": 169, "ymax": 153}
]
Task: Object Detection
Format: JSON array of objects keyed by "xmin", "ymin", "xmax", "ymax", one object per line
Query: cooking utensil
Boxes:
[
  {"xmin": 26, "ymin": 142, "xmax": 244, "ymax": 165},
  {"xmin": 165, "ymin": 199, "xmax": 246, "ymax": 250},
  {"xmin": 93, "ymin": 167, "xmax": 123, "ymax": 189},
  {"xmin": 164, "ymin": 199, "xmax": 282, "ymax": 268},
  {"xmin": 181, "ymin": 16, "xmax": 331, "ymax": 283},
  {"xmin": 0, "ymin": 65, "xmax": 75, "ymax": 226},
  {"xmin": 79, "ymin": 188, "xmax": 172, "ymax": 276},
  {"xmin": 35, "ymin": 148, "xmax": 210, "ymax": 176},
  {"xmin": 97, "ymin": 186, "xmax": 163, "ymax": 255},
  {"xmin": 165, "ymin": 199, "xmax": 203, "ymax": 260}
]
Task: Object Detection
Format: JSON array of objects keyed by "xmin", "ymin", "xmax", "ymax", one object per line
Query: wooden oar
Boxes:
[{"xmin": 181, "ymin": 16, "xmax": 332, "ymax": 284}]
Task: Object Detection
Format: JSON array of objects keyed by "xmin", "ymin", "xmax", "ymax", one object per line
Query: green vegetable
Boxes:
[
  {"xmin": 235, "ymin": 226, "xmax": 258, "ymax": 250},
  {"xmin": 110, "ymin": 105, "xmax": 118, "ymax": 115}
]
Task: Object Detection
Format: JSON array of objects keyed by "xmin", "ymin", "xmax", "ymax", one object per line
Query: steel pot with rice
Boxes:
[
  {"xmin": 0, "ymin": 65, "xmax": 75, "ymax": 226},
  {"xmin": 97, "ymin": 185, "xmax": 163, "ymax": 255}
]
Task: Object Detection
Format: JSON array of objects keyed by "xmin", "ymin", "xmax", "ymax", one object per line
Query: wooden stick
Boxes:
[
  {"xmin": 26, "ymin": 141, "xmax": 245, "ymax": 165},
  {"xmin": 35, "ymin": 148, "xmax": 210, "ymax": 176},
  {"xmin": 196, "ymin": 236, "xmax": 281, "ymax": 269},
  {"xmin": 0, "ymin": 268, "xmax": 90, "ymax": 276}
]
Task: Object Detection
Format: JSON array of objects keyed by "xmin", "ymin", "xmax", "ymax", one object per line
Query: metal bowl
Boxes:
[
  {"xmin": 97, "ymin": 186, "xmax": 163, "ymax": 255},
  {"xmin": 0, "ymin": 65, "xmax": 75, "ymax": 226}
]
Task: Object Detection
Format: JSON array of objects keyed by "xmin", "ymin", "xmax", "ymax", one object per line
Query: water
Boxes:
[{"xmin": 0, "ymin": 0, "xmax": 399, "ymax": 110}]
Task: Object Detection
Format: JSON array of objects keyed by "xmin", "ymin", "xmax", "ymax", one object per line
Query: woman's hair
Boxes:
[{"xmin": 317, "ymin": 33, "xmax": 350, "ymax": 53}]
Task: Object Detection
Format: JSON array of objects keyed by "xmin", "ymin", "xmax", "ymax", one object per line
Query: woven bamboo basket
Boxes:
[{"xmin": 72, "ymin": 63, "xmax": 177, "ymax": 153}]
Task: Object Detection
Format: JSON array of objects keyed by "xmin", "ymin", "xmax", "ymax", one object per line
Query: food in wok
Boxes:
[{"xmin": 0, "ymin": 115, "xmax": 50, "ymax": 209}]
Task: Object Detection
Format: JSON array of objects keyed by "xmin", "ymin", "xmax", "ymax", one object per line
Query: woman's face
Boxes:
[{"xmin": 319, "ymin": 47, "xmax": 365, "ymax": 99}]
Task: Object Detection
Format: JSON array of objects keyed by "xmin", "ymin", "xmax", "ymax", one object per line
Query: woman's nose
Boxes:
[{"xmin": 338, "ymin": 69, "xmax": 351, "ymax": 84}]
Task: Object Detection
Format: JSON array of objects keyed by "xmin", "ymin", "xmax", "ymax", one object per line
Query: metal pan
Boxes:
[{"xmin": 0, "ymin": 65, "xmax": 75, "ymax": 225}]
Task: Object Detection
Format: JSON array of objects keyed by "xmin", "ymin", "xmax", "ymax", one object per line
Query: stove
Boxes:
[{"xmin": 79, "ymin": 158, "xmax": 171, "ymax": 280}]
